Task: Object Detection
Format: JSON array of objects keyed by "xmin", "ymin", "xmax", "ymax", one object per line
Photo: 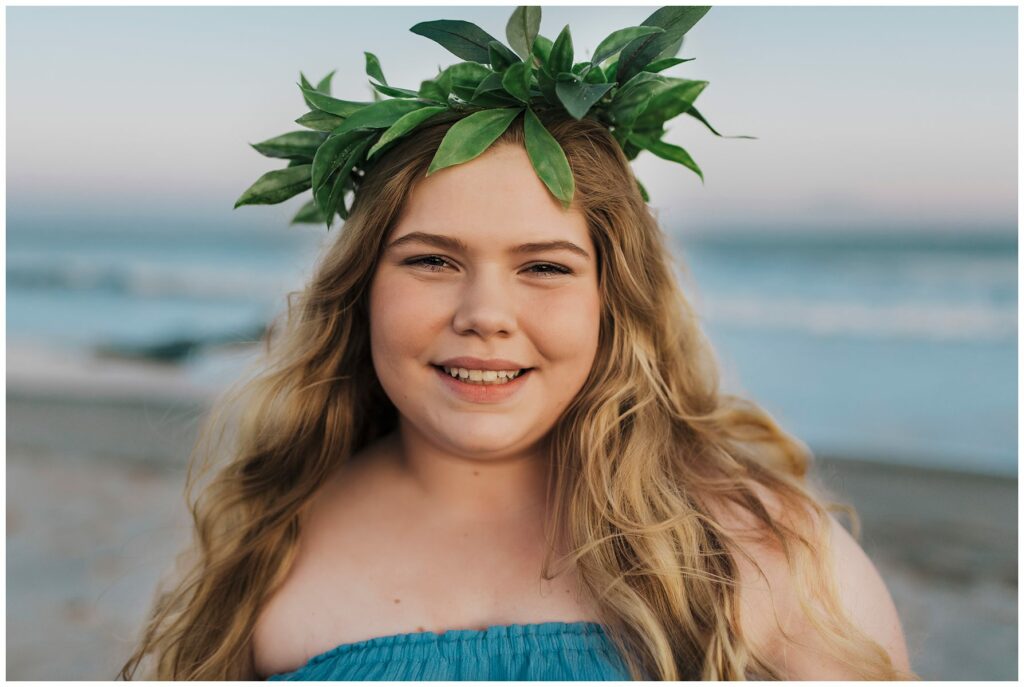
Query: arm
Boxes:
[
  {"xmin": 769, "ymin": 513, "xmax": 912, "ymax": 678},
  {"xmin": 721, "ymin": 486, "xmax": 912, "ymax": 679}
]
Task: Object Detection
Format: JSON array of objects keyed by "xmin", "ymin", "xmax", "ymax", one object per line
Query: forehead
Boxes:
[{"xmin": 389, "ymin": 143, "xmax": 591, "ymax": 250}]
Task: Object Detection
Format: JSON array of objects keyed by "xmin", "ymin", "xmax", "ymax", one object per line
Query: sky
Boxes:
[{"xmin": 6, "ymin": 5, "xmax": 1018, "ymax": 235}]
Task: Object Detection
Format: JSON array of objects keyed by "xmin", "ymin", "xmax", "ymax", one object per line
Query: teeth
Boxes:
[{"xmin": 441, "ymin": 366, "xmax": 524, "ymax": 385}]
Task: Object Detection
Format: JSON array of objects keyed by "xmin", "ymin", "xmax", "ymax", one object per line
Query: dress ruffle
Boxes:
[{"xmin": 266, "ymin": 620, "xmax": 632, "ymax": 681}]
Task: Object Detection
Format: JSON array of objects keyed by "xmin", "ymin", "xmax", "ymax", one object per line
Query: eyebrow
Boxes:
[{"xmin": 386, "ymin": 231, "xmax": 591, "ymax": 261}]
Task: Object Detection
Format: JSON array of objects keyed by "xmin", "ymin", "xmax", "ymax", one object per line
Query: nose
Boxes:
[{"xmin": 451, "ymin": 267, "xmax": 517, "ymax": 338}]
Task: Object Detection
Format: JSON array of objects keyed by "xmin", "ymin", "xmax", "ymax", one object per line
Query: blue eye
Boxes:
[{"xmin": 405, "ymin": 256, "xmax": 571, "ymax": 278}]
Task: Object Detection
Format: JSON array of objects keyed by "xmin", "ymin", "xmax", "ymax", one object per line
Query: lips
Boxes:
[
  {"xmin": 434, "ymin": 356, "xmax": 532, "ymax": 372},
  {"xmin": 431, "ymin": 363, "xmax": 533, "ymax": 402},
  {"xmin": 431, "ymin": 364, "xmax": 532, "ymax": 375},
  {"xmin": 428, "ymin": 364, "xmax": 532, "ymax": 376}
]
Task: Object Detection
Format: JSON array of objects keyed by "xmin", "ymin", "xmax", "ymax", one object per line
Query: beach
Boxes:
[{"xmin": 5, "ymin": 344, "xmax": 1017, "ymax": 680}]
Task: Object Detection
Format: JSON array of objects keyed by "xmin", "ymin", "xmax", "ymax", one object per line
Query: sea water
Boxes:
[
  {"xmin": 676, "ymin": 231, "xmax": 1017, "ymax": 477},
  {"xmin": 6, "ymin": 216, "xmax": 1017, "ymax": 476}
]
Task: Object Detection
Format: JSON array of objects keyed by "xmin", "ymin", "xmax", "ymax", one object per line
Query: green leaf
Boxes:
[
  {"xmin": 531, "ymin": 34, "xmax": 553, "ymax": 68},
  {"xmin": 250, "ymin": 131, "xmax": 328, "ymax": 160},
  {"xmin": 536, "ymin": 67, "xmax": 558, "ymax": 106},
  {"xmin": 314, "ymin": 136, "xmax": 372, "ymax": 227},
  {"xmin": 472, "ymin": 71, "xmax": 506, "ymax": 98},
  {"xmin": 291, "ymin": 198, "xmax": 325, "ymax": 225},
  {"xmin": 506, "ymin": 6, "xmax": 541, "ymax": 61},
  {"xmin": 234, "ymin": 164, "xmax": 312, "ymax": 208},
  {"xmin": 523, "ymin": 108, "xmax": 574, "ymax": 208},
  {"xmin": 610, "ymin": 72, "xmax": 669, "ymax": 128},
  {"xmin": 451, "ymin": 81, "xmax": 481, "ymax": 102},
  {"xmin": 331, "ymin": 99, "xmax": 432, "ymax": 137},
  {"xmin": 555, "ymin": 77, "xmax": 615, "ymax": 120},
  {"xmin": 419, "ymin": 79, "xmax": 448, "ymax": 103},
  {"xmin": 616, "ymin": 6, "xmax": 710, "ymax": 84},
  {"xmin": 618, "ymin": 70, "xmax": 667, "ymax": 92},
  {"xmin": 312, "ymin": 130, "xmax": 367, "ymax": 193},
  {"xmin": 299, "ymin": 84, "xmax": 369, "ymax": 117},
  {"xmin": 435, "ymin": 62, "xmax": 492, "ymax": 97},
  {"xmin": 326, "ymin": 138, "xmax": 373, "ymax": 225},
  {"xmin": 546, "ymin": 25, "xmax": 573, "ymax": 76},
  {"xmin": 645, "ymin": 57, "xmax": 694, "ymax": 73},
  {"xmin": 426, "ymin": 108, "xmax": 523, "ymax": 175},
  {"xmin": 410, "ymin": 19, "xmax": 499, "ymax": 63},
  {"xmin": 629, "ymin": 132, "xmax": 703, "ymax": 183},
  {"xmin": 370, "ymin": 82, "xmax": 425, "ymax": 99},
  {"xmin": 592, "ymin": 26, "xmax": 664, "ymax": 65},
  {"xmin": 469, "ymin": 90, "xmax": 524, "ymax": 108},
  {"xmin": 501, "ymin": 61, "xmax": 532, "ymax": 103},
  {"xmin": 685, "ymin": 105, "xmax": 758, "ymax": 139},
  {"xmin": 295, "ymin": 110, "xmax": 344, "ymax": 132},
  {"xmin": 314, "ymin": 167, "xmax": 341, "ymax": 227},
  {"xmin": 364, "ymin": 51, "xmax": 387, "ymax": 85},
  {"xmin": 604, "ymin": 57, "xmax": 619, "ymax": 82},
  {"xmin": 315, "ymin": 70, "xmax": 336, "ymax": 94},
  {"xmin": 367, "ymin": 105, "xmax": 448, "ymax": 159},
  {"xmin": 469, "ymin": 72, "xmax": 525, "ymax": 106},
  {"xmin": 299, "ymin": 72, "xmax": 317, "ymax": 109},
  {"xmin": 634, "ymin": 79, "xmax": 708, "ymax": 131},
  {"xmin": 583, "ymin": 64, "xmax": 607, "ymax": 84},
  {"xmin": 487, "ymin": 39, "xmax": 521, "ymax": 71},
  {"xmin": 636, "ymin": 178, "xmax": 650, "ymax": 202}
]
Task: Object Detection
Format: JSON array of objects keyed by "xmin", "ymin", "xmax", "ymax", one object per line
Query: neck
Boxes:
[{"xmin": 386, "ymin": 420, "xmax": 552, "ymax": 526}]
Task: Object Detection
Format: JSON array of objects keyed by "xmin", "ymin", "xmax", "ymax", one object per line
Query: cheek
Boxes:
[
  {"xmin": 525, "ymin": 283, "xmax": 601, "ymax": 368},
  {"xmin": 368, "ymin": 273, "xmax": 442, "ymax": 365}
]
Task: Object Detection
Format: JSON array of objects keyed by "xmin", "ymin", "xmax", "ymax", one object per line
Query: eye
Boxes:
[
  {"xmin": 404, "ymin": 256, "xmax": 572, "ymax": 278},
  {"xmin": 406, "ymin": 255, "xmax": 451, "ymax": 272},
  {"xmin": 526, "ymin": 263, "xmax": 572, "ymax": 277}
]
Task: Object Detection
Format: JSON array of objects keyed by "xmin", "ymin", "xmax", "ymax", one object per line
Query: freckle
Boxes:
[
  {"xmin": 393, "ymin": 598, "xmax": 401, "ymax": 604},
  {"xmin": 416, "ymin": 626, "xmax": 425, "ymax": 632},
  {"xmin": 472, "ymin": 471, "xmax": 479, "ymax": 476}
]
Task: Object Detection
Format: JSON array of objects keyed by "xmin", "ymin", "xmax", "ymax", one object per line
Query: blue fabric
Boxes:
[{"xmin": 266, "ymin": 620, "xmax": 633, "ymax": 681}]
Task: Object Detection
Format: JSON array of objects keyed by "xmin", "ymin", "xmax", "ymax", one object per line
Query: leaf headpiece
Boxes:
[{"xmin": 234, "ymin": 5, "xmax": 753, "ymax": 229}]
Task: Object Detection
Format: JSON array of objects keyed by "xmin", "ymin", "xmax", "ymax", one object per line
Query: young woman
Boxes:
[{"xmin": 118, "ymin": 111, "xmax": 913, "ymax": 681}]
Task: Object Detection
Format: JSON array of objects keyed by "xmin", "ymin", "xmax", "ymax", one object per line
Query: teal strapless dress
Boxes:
[{"xmin": 266, "ymin": 621, "xmax": 633, "ymax": 681}]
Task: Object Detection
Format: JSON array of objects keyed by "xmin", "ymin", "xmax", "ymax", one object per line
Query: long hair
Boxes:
[{"xmin": 119, "ymin": 111, "xmax": 910, "ymax": 680}]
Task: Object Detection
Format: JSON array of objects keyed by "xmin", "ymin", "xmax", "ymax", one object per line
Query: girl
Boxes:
[{"xmin": 119, "ymin": 111, "xmax": 912, "ymax": 680}]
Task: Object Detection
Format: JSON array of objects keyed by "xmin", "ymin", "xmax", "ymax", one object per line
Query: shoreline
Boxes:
[{"xmin": 8, "ymin": 341, "xmax": 1016, "ymax": 479}]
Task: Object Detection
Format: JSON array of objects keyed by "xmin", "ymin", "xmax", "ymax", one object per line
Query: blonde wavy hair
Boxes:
[{"xmin": 119, "ymin": 111, "xmax": 910, "ymax": 680}]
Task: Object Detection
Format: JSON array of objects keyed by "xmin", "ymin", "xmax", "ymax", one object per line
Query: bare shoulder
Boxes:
[
  {"xmin": 704, "ymin": 480, "xmax": 911, "ymax": 679},
  {"xmin": 250, "ymin": 437, "xmax": 404, "ymax": 678}
]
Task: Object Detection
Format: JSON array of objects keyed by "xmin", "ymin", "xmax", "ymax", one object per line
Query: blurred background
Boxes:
[{"xmin": 6, "ymin": 4, "xmax": 1017, "ymax": 680}]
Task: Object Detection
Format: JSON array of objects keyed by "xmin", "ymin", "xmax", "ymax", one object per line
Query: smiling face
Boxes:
[{"xmin": 367, "ymin": 142, "xmax": 601, "ymax": 459}]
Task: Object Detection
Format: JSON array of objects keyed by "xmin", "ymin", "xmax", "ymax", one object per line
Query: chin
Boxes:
[{"xmin": 438, "ymin": 423, "xmax": 526, "ymax": 454}]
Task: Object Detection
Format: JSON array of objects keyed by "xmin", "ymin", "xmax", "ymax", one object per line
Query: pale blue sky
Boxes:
[{"xmin": 6, "ymin": 5, "xmax": 1017, "ymax": 234}]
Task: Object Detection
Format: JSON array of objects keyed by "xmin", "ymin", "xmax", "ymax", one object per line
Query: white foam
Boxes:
[{"xmin": 697, "ymin": 295, "xmax": 1017, "ymax": 342}]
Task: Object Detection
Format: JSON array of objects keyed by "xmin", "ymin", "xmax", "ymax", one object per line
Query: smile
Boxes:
[
  {"xmin": 431, "ymin": 364, "xmax": 534, "ymax": 402},
  {"xmin": 439, "ymin": 365, "xmax": 527, "ymax": 384}
]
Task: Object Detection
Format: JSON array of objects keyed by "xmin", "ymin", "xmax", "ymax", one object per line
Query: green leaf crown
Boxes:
[{"xmin": 234, "ymin": 5, "xmax": 754, "ymax": 229}]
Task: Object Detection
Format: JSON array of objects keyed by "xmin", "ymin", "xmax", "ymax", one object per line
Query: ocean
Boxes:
[{"xmin": 6, "ymin": 216, "xmax": 1017, "ymax": 477}]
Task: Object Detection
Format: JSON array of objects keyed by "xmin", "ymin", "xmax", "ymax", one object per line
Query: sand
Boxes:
[{"xmin": 5, "ymin": 345, "xmax": 1017, "ymax": 680}]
